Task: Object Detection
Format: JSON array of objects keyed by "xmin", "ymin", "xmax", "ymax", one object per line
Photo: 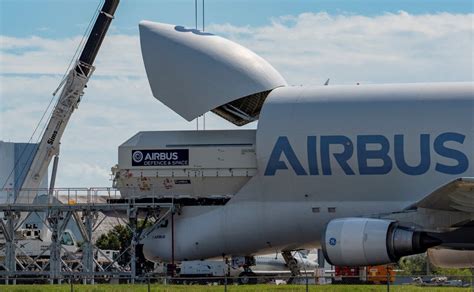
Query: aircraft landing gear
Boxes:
[
  {"xmin": 238, "ymin": 268, "xmax": 257, "ymax": 285},
  {"xmin": 282, "ymin": 251, "xmax": 301, "ymax": 284}
]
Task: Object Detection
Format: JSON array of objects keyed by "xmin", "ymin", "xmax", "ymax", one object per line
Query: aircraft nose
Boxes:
[
  {"xmin": 138, "ymin": 20, "xmax": 286, "ymax": 123},
  {"xmin": 141, "ymin": 240, "xmax": 158, "ymax": 262},
  {"xmin": 142, "ymin": 236, "xmax": 160, "ymax": 262},
  {"xmin": 141, "ymin": 231, "xmax": 171, "ymax": 262}
]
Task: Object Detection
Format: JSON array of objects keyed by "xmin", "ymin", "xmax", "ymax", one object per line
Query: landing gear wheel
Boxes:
[{"xmin": 238, "ymin": 271, "xmax": 257, "ymax": 285}]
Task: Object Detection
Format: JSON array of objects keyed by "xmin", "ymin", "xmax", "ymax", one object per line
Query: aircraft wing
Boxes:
[{"xmin": 407, "ymin": 177, "xmax": 474, "ymax": 213}]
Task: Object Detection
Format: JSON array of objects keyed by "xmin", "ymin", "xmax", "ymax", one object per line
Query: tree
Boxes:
[
  {"xmin": 95, "ymin": 220, "xmax": 155, "ymax": 274},
  {"xmin": 95, "ymin": 225, "xmax": 126, "ymax": 251},
  {"xmin": 398, "ymin": 253, "xmax": 430, "ymax": 275},
  {"xmin": 398, "ymin": 253, "xmax": 473, "ymax": 279}
]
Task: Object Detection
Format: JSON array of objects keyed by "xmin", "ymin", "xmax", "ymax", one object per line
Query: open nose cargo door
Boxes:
[{"xmin": 139, "ymin": 21, "xmax": 287, "ymax": 126}]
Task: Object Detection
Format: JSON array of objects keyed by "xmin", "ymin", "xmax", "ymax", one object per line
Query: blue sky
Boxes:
[
  {"xmin": 1, "ymin": 1, "xmax": 473, "ymax": 187},
  {"xmin": 1, "ymin": 0, "xmax": 472, "ymax": 38}
]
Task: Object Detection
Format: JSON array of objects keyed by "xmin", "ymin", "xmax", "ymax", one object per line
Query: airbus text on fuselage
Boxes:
[{"xmin": 264, "ymin": 132, "xmax": 468, "ymax": 176}]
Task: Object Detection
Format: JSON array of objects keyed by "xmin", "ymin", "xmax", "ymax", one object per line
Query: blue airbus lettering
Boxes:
[{"xmin": 263, "ymin": 133, "xmax": 469, "ymax": 176}]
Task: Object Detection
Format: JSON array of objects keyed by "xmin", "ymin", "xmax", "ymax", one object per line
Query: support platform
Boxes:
[{"xmin": 0, "ymin": 187, "xmax": 174, "ymax": 284}]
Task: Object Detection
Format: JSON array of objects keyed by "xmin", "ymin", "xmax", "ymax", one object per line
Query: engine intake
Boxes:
[{"xmin": 322, "ymin": 218, "xmax": 441, "ymax": 266}]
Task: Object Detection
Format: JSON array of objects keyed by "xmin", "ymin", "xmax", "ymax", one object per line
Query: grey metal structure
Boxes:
[
  {"xmin": 0, "ymin": 142, "xmax": 48, "ymax": 203},
  {"xmin": 0, "ymin": 188, "xmax": 173, "ymax": 284},
  {"xmin": 0, "ymin": 3, "xmax": 121, "ymax": 282}
]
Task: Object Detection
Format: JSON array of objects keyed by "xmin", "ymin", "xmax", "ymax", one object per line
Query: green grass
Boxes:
[{"xmin": 0, "ymin": 284, "xmax": 472, "ymax": 292}]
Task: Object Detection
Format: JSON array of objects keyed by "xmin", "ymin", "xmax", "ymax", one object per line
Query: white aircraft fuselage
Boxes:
[{"xmin": 142, "ymin": 82, "xmax": 474, "ymax": 261}]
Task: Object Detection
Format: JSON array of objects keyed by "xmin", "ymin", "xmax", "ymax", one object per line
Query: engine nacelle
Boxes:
[
  {"xmin": 428, "ymin": 248, "xmax": 474, "ymax": 268},
  {"xmin": 322, "ymin": 218, "xmax": 439, "ymax": 266}
]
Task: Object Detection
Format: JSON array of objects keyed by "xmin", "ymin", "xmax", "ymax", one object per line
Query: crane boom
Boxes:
[{"xmin": 16, "ymin": 0, "xmax": 120, "ymax": 203}]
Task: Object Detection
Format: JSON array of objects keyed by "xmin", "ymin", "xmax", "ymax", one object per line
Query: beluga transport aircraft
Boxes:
[{"xmin": 112, "ymin": 20, "xmax": 474, "ymax": 272}]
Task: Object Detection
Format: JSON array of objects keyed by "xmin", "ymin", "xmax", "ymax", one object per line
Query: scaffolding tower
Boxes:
[{"xmin": 0, "ymin": 187, "xmax": 174, "ymax": 284}]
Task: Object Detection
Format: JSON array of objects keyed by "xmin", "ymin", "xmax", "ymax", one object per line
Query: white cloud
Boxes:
[
  {"xmin": 1, "ymin": 11, "xmax": 473, "ymax": 187},
  {"xmin": 59, "ymin": 161, "xmax": 111, "ymax": 187},
  {"xmin": 0, "ymin": 35, "xmax": 144, "ymax": 77},
  {"xmin": 209, "ymin": 11, "xmax": 474, "ymax": 85}
]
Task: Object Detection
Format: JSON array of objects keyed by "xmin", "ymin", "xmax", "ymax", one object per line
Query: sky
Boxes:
[{"xmin": 0, "ymin": 0, "xmax": 473, "ymax": 188}]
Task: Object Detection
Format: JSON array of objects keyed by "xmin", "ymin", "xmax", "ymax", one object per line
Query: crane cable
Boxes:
[
  {"xmin": 195, "ymin": 0, "xmax": 206, "ymax": 130},
  {"xmin": 195, "ymin": 0, "xmax": 199, "ymax": 131},
  {"xmin": 1, "ymin": 1, "xmax": 104, "ymax": 193},
  {"xmin": 202, "ymin": 0, "xmax": 206, "ymax": 130}
]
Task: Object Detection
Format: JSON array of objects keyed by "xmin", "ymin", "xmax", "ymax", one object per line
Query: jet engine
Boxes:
[
  {"xmin": 322, "ymin": 218, "xmax": 441, "ymax": 266},
  {"xmin": 428, "ymin": 248, "xmax": 474, "ymax": 268}
]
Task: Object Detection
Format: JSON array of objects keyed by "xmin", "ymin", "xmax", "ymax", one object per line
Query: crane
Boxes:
[{"xmin": 16, "ymin": 0, "xmax": 120, "ymax": 203}]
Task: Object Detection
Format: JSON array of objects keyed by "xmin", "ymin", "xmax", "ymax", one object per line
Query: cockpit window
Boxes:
[
  {"xmin": 60, "ymin": 232, "xmax": 74, "ymax": 246},
  {"xmin": 160, "ymin": 219, "xmax": 169, "ymax": 228}
]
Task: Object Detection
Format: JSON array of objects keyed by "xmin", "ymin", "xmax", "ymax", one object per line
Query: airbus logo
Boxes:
[
  {"xmin": 265, "ymin": 132, "xmax": 469, "ymax": 176},
  {"xmin": 132, "ymin": 151, "xmax": 144, "ymax": 163},
  {"xmin": 131, "ymin": 149, "xmax": 189, "ymax": 166}
]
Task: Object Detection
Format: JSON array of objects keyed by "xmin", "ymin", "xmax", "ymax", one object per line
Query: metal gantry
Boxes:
[{"xmin": 0, "ymin": 188, "xmax": 173, "ymax": 284}]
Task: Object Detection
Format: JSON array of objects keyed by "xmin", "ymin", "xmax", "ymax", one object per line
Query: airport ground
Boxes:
[{"xmin": 0, "ymin": 285, "xmax": 472, "ymax": 292}]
